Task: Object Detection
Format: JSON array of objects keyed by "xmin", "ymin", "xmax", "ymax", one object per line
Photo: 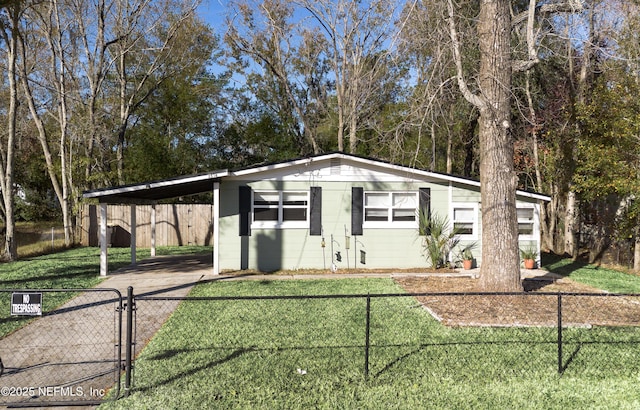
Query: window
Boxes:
[
  {"xmin": 252, "ymin": 191, "xmax": 309, "ymax": 228},
  {"xmin": 363, "ymin": 192, "xmax": 418, "ymax": 227},
  {"xmin": 452, "ymin": 203, "xmax": 478, "ymax": 239},
  {"xmin": 517, "ymin": 207, "xmax": 535, "ymax": 237}
]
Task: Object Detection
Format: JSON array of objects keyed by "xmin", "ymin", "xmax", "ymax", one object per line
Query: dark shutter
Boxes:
[
  {"xmin": 351, "ymin": 187, "xmax": 363, "ymax": 236},
  {"xmin": 309, "ymin": 187, "xmax": 322, "ymax": 236},
  {"xmin": 239, "ymin": 186, "xmax": 252, "ymax": 236},
  {"xmin": 419, "ymin": 187, "xmax": 431, "ymax": 235}
]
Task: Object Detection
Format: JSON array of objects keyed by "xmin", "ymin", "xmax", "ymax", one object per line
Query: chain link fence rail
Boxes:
[
  {"xmin": 129, "ymin": 291, "xmax": 640, "ymax": 392},
  {"xmin": 2, "ymin": 287, "xmax": 639, "ymax": 406},
  {"xmin": 0, "ymin": 288, "xmax": 123, "ymax": 407}
]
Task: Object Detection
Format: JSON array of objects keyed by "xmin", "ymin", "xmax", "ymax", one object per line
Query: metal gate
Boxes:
[{"xmin": 0, "ymin": 288, "xmax": 123, "ymax": 407}]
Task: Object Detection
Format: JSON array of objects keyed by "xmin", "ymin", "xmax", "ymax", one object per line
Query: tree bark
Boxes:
[
  {"xmin": 477, "ymin": 0, "xmax": 520, "ymax": 291},
  {"xmin": 634, "ymin": 223, "xmax": 640, "ymax": 273},
  {"xmin": 0, "ymin": 3, "xmax": 20, "ymax": 261},
  {"xmin": 448, "ymin": 0, "xmax": 521, "ymax": 291}
]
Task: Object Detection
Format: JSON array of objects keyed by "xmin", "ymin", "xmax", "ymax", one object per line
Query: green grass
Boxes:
[
  {"xmin": 542, "ymin": 252, "xmax": 640, "ymax": 293},
  {"xmin": 13, "ymin": 221, "xmax": 69, "ymax": 258},
  {"xmin": 100, "ymin": 277, "xmax": 640, "ymax": 410},
  {"xmin": 0, "ymin": 245, "xmax": 211, "ymax": 338}
]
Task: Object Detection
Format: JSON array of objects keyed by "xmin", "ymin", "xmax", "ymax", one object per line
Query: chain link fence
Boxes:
[
  {"xmin": 0, "ymin": 289, "xmax": 123, "ymax": 407},
  {"xmin": 130, "ymin": 291, "xmax": 640, "ymax": 389},
  {"xmin": 2, "ymin": 287, "xmax": 639, "ymax": 406}
]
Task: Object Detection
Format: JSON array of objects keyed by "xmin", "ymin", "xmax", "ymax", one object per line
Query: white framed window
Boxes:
[
  {"xmin": 363, "ymin": 191, "xmax": 418, "ymax": 228},
  {"xmin": 452, "ymin": 203, "xmax": 478, "ymax": 239},
  {"xmin": 517, "ymin": 205, "xmax": 537, "ymax": 239},
  {"xmin": 252, "ymin": 191, "xmax": 309, "ymax": 228}
]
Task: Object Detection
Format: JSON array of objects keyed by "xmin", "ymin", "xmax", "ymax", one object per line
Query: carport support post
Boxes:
[
  {"xmin": 130, "ymin": 204, "xmax": 137, "ymax": 265},
  {"xmin": 151, "ymin": 203, "xmax": 156, "ymax": 257},
  {"xmin": 99, "ymin": 203, "xmax": 108, "ymax": 276},
  {"xmin": 213, "ymin": 181, "xmax": 220, "ymax": 275}
]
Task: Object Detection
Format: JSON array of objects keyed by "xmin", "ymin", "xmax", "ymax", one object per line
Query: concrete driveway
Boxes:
[{"xmin": 0, "ymin": 253, "xmax": 212, "ymax": 409}]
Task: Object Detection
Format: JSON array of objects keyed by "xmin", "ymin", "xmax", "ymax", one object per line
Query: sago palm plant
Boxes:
[{"xmin": 418, "ymin": 210, "xmax": 461, "ymax": 269}]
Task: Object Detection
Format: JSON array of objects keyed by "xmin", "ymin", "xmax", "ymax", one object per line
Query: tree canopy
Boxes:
[{"xmin": 2, "ymin": 0, "xmax": 640, "ymax": 273}]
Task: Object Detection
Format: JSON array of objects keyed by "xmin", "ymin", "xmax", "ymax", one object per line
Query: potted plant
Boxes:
[
  {"xmin": 520, "ymin": 246, "xmax": 538, "ymax": 269},
  {"xmin": 461, "ymin": 248, "xmax": 474, "ymax": 270}
]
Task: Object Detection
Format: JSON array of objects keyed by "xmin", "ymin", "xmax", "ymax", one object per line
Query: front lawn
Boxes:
[
  {"xmin": 542, "ymin": 252, "xmax": 640, "ymax": 293},
  {"xmin": 100, "ymin": 277, "xmax": 640, "ymax": 409},
  {"xmin": 0, "ymin": 246, "xmax": 211, "ymax": 338}
]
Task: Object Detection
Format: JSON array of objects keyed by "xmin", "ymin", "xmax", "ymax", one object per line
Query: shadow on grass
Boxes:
[
  {"xmin": 541, "ymin": 252, "xmax": 592, "ymax": 278},
  {"xmin": 131, "ymin": 338, "xmax": 640, "ymax": 389},
  {"xmin": 560, "ymin": 343, "xmax": 582, "ymax": 374},
  {"xmin": 133, "ymin": 348, "xmax": 251, "ymax": 394},
  {"xmin": 0, "ymin": 261, "xmax": 132, "ymax": 287},
  {"xmin": 375, "ymin": 338, "xmax": 640, "ymax": 378}
]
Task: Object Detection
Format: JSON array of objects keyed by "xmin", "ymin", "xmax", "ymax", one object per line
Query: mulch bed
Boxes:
[{"xmin": 394, "ymin": 276, "xmax": 640, "ymax": 328}]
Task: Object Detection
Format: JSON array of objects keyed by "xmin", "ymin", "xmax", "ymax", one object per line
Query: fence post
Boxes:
[
  {"xmin": 557, "ymin": 293, "xmax": 563, "ymax": 374},
  {"xmin": 364, "ymin": 294, "xmax": 371, "ymax": 380},
  {"xmin": 125, "ymin": 286, "xmax": 135, "ymax": 396}
]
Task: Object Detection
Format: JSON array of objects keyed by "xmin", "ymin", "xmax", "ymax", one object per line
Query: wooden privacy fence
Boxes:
[{"xmin": 79, "ymin": 204, "xmax": 214, "ymax": 248}]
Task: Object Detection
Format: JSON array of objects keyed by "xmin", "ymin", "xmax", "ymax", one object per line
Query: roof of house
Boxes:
[{"xmin": 82, "ymin": 152, "xmax": 551, "ymax": 203}]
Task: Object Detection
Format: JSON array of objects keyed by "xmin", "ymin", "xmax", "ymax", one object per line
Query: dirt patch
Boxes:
[{"xmin": 394, "ymin": 276, "xmax": 640, "ymax": 327}]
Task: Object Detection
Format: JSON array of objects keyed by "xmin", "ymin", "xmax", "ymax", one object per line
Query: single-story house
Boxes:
[{"xmin": 83, "ymin": 152, "xmax": 550, "ymax": 275}]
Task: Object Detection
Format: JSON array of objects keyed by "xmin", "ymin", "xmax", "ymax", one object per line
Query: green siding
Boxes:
[
  {"xmin": 218, "ymin": 179, "xmax": 450, "ymax": 271},
  {"xmin": 217, "ymin": 177, "xmax": 543, "ymax": 272}
]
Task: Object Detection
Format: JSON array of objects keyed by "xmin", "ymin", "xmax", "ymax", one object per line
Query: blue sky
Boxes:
[{"xmin": 197, "ymin": 0, "xmax": 228, "ymax": 33}]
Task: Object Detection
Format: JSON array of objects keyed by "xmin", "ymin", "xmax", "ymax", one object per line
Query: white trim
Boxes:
[
  {"xmin": 228, "ymin": 153, "xmax": 551, "ymax": 201},
  {"xmin": 516, "ymin": 203, "xmax": 540, "ymax": 240},
  {"xmin": 362, "ymin": 191, "xmax": 419, "ymax": 229},
  {"xmin": 83, "ymin": 153, "xmax": 551, "ymax": 203},
  {"xmin": 251, "ymin": 190, "xmax": 310, "ymax": 230},
  {"xmin": 451, "ymin": 202, "xmax": 479, "ymax": 241},
  {"xmin": 83, "ymin": 171, "xmax": 228, "ymax": 199}
]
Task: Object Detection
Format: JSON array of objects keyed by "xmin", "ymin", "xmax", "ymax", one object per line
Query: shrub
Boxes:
[{"xmin": 418, "ymin": 210, "xmax": 461, "ymax": 269}]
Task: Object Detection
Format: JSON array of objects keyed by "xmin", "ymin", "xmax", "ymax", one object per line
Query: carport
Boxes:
[{"xmin": 83, "ymin": 171, "xmax": 228, "ymax": 276}]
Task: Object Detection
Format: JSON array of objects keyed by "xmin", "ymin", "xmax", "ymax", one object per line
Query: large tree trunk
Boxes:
[
  {"xmin": 542, "ymin": 184, "xmax": 560, "ymax": 252},
  {"xmin": 564, "ymin": 190, "xmax": 579, "ymax": 258},
  {"xmin": 476, "ymin": 0, "xmax": 521, "ymax": 291},
  {"xmin": 447, "ymin": 0, "xmax": 521, "ymax": 291}
]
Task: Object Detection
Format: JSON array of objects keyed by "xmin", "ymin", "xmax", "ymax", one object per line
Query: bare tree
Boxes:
[
  {"xmin": 73, "ymin": 0, "xmax": 117, "ymax": 187},
  {"xmin": 225, "ymin": 0, "xmax": 402, "ymax": 155},
  {"xmin": 18, "ymin": 0, "xmax": 77, "ymax": 245},
  {"xmin": 296, "ymin": 0, "xmax": 400, "ymax": 153},
  {"xmin": 447, "ymin": 0, "xmax": 583, "ymax": 291},
  {"xmin": 108, "ymin": 0, "xmax": 202, "ymax": 184},
  {"xmin": 225, "ymin": 0, "xmax": 330, "ymax": 155},
  {"xmin": 0, "ymin": 0, "xmax": 23, "ymax": 260}
]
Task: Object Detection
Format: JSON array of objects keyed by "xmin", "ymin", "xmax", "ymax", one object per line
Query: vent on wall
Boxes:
[{"xmin": 330, "ymin": 158, "xmax": 341, "ymax": 175}]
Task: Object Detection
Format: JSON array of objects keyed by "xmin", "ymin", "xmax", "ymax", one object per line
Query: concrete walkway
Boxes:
[{"xmin": 201, "ymin": 266, "xmax": 558, "ymax": 282}]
